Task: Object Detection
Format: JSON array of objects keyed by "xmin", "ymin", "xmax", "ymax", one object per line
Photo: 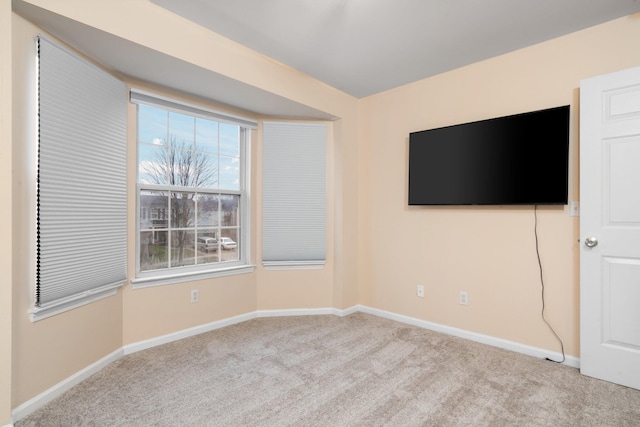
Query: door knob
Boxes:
[{"xmin": 585, "ymin": 237, "xmax": 598, "ymax": 248}]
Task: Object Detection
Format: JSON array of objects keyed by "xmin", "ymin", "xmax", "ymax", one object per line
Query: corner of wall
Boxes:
[{"xmin": 1, "ymin": 3, "xmax": 13, "ymax": 426}]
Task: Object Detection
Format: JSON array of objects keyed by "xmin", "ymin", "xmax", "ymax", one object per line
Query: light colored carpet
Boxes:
[{"xmin": 16, "ymin": 313, "xmax": 640, "ymax": 426}]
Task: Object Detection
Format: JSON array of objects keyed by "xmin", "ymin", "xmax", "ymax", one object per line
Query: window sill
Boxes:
[
  {"xmin": 30, "ymin": 282, "xmax": 124, "ymax": 322},
  {"xmin": 131, "ymin": 264, "xmax": 256, "ymax": 289},
  {"xmin": 262, "ymin": 261, "xmax": 325, "ymax": 271}
]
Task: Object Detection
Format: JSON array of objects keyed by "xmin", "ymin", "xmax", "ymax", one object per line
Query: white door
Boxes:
[{"xmin": 580, "ymin": 66, "xmax": 640, "ymax": 390}]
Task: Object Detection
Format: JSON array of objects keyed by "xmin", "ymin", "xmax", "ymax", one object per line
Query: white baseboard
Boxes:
[
  {"xmin": 123, "ymin": 311, "xmax": 257, "ymax": 355},
  {"xmin": 12, "ymin": 304, "xmax": 578, "ymax": 422},
  {"xmin": 125, "ymin": 307, "xmax": 359, "ymax": 356},
  {"xmin": 11, "ymin": 348, "xmax": 123, "ymax": 423},
  {"xmin": 357, "ymin": 305, "xmax": 580, "ymax": 368},
  {"xmin": 255, "ymin": 306, "xmax": 360, "ymax": 318},
  {"xmin": 334, "ymin": 305, "xmax": 360, "ymax": 317},
  {"xmin": 255, "ymin": 307, "xmax": 335, "ymax": 317}
]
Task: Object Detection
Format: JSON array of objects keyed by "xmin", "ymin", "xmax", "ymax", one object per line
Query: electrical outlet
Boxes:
[
  {"xmin": 191, "ymin": 289, "xmax": 199, "ymax": 303},
  {"xmin": 417, "ymin": 285, "xmax": 425, "ymax": 298},
  {"xmin": 459, "ymin": 291, "xmax": 468, "ymax": 306}
]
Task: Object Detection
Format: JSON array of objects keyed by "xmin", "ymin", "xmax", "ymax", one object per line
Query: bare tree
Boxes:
[
  {"xmin": 145, "ymin": 135, "xmax": 216, "ymax": 187},
  {"xmin": 146, "ymin": 135, "xmax": 217, "ymax": 265}
]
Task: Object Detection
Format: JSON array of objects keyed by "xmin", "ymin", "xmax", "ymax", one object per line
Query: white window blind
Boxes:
[
  {"xmin": 262, "ymin": 122, "xmax": 326, "ymax": 265},
  {"xmin": 33, "ymin": 37, "xmax": 127, "ymax": 320}
]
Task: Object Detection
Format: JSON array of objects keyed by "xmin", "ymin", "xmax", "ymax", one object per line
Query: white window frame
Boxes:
[{"xmin": 130, "ymin": 91, "xmax": 256, "ymax": 288}]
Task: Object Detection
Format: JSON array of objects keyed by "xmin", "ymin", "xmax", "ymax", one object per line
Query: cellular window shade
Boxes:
[
  {"xmin": 35, "ymin": 37, "xmax": 127, "ymax": 318},
  {"xmin": 262, "ymin": 122, "xmax": 326, "ymax": 263}
]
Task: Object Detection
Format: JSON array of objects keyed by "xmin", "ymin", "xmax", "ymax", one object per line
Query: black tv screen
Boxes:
[{"xmin": 408, "ymin": 105, "xmax": 569, "ymax": 206}]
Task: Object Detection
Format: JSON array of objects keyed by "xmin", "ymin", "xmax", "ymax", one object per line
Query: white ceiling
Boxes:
[
  {"xmin": 13, "ymin": 0, "xmax": 640, "ymax": 118},
  {"xmin": 151, "ymin": 0, "xmax": 640, "ymax": 98}
]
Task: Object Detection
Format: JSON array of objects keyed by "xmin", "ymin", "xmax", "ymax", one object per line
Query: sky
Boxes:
[{"xmin": 137, "ymin": 104, "xmax": 241, "ymax": 190}]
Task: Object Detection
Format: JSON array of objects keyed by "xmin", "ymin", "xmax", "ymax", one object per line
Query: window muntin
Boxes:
[{"xmin": 136, "ymin": 102, "xmax": 246, "ymax": 275}]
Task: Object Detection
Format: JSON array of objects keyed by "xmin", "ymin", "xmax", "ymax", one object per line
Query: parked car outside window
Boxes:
[
  {"xmin": 219, "ymin": 237, "xmax": 237, "ymax": 250},
  {"xmin": 197, "ymin": 237, "xmax": 218, "ymax": 252}
]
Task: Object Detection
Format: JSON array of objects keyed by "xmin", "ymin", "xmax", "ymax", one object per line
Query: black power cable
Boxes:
[{"xmin": 534, "ymin": 205, "xmax": 566, "ymax": 364}]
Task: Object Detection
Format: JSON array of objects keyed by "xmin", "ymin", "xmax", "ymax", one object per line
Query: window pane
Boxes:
[
  {"xmin": 140, "ymin": 191, "xmax": 168, "ymax": 230},
  {"xmin": 219, "ymin": 155, "xmax": 240, "ymax": 191},
  {"xmin": 168, "ymin": 112, "xmax": 194, "ymax": 147},
  {"xmin": 220, "ymin": 228, "xmax": 239, "ymax": 262},
  {"xmin": 220, "ymin": 123, "xmax": 239, "ymax": 156},
  {"xmin": 196, "ymin": 118, "xmax": 218, "ymax": 153},
  {"xmin": 197, "ymin": 229, "xmax": 219, "ymax": 264},
  {"xmin": 139, "ymin": 144, "xmax": 168, "ymax": 185},
  {"xmin": 138, "ymin": 104, "xmax": 167, "ymax": 145},
  {"xmin": 220, "ymin": 194, "xmax": 239, "ymax": 227},
  {"xmin": 162, "ymin": 147, "xmax": 191, "ymax": 187},
  {"xmin": 197, "ymin": 194, "xmax": 219, "ymax": 227},
  {"xmin": 171, "ymin": 192, "xmax": 195, "ymax": 229},
  {"xmin": 195, "ymin": 152, "xmax": 219, "ymax": 189},
  {"xmin": 171, "ymin": 230, "xmax": 195, "ymax": 267},
  {"xmin": 140, "ymin": 230, "xmax": 168, "ymax": 271}
]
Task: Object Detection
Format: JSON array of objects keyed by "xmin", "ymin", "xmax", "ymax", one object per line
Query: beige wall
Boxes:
[
  {"xmin": 1, "ymin": 0, "xmax": 13, "ymax": 424},
  {"xmin": 254, "ymin": 121, "xmax": 335, "ymax": 311},
  {"xmin": 9, "ymin": 0, "xmax": 639, "ymax": 421},
  {"xmin": 332, "ymin": 116, "xmax": 361, "ymax": 310},
  {"xmin": 11, "ymin": 15, "xmax": 125, "ymax": 407},
  {"xmin": 10, "ymin": 0, "xmax": 360, "ymax": 413},
  {"xmin": 121, "ymin": 82, "xmax": 261, "ymax": 345},
  {"xmin": 359, "ymin": 14, "xmax": 640, "ymax": 358}
]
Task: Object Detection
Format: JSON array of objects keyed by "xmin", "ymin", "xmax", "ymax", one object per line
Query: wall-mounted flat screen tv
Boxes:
[{"xmin": 408, "ymin": 105, "xmax": 570, "ymax": 206}]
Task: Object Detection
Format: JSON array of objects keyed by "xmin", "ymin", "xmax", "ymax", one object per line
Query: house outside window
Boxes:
[{"xmin": 133, "ymin": 93, "xmax": 254, "ymax": 283}]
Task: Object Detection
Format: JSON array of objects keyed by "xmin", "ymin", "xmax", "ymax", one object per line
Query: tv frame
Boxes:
[{"xmin": 408, "ymin": 105, "xmax": 570, "ymax": 206}]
